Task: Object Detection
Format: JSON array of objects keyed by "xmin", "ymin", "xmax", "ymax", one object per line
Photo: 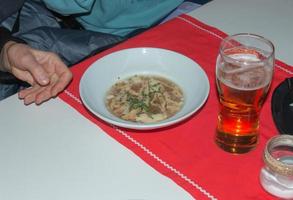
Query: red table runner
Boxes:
[{"xmin": 59, "ymin": 14, "xmax": 293, "ymax": 200}]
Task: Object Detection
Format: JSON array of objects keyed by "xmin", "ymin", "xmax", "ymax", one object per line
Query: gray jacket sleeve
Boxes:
[
  {"xmin": 0, "ymin": 0, "xmax": 24, "ymax": 23},
  {"xmin": 4, "ymin": 0, "xmax": 124, "ymax": 66},
  {"xmin": 19, "ymin": 27, "xmax": 123, "ymax": 66}
]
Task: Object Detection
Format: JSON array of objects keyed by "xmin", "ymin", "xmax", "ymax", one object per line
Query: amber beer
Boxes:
[{"xmin": 215, "ymin": 34, "xmax": 274, "ymax": 154}]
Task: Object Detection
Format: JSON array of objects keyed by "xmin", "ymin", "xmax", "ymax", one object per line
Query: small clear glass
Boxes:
[{"xmin": 260, "ymin": 135, "xmax": 293, "ymax": 199}]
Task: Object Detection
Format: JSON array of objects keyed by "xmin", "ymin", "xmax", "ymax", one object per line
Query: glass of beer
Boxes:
[{"xmin": 215, "ymin": 33, "xmax": 275, "ymax": 154}]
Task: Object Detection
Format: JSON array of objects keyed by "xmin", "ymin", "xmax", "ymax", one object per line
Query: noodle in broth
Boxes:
[{"xmin": 105, "ymin": 75, "xmax": 184, "ymax": 123}]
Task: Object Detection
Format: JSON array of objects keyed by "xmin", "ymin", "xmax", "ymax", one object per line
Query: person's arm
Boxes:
[
  {"xmin": 0, "ymin": 27, "xmax": 72, "ymax": 105},
  {"xmin": 0, "ymin": 27, "xmax": 27, "ymax": 72}
]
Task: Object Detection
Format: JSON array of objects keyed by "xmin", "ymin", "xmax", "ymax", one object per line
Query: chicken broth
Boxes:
[{"xmin": 105, "ymin": 75, "xmax": 184, "ymax": 123}]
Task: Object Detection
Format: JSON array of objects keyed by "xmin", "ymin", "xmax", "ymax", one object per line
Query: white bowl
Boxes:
[{"xmin": 80, "ymin": 47, "xmax": 210, "ymax": 130}]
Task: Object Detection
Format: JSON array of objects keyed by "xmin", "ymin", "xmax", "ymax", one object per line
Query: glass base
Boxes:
[{"xmin": 215, "ymin": 130, "xmax": 258, "ymax": 154}]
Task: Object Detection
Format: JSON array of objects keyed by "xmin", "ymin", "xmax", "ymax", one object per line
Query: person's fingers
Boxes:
[
  {"xmin": 20, "ymin": 55, "xmax": 50, "ymax": 86},
  {"xmin": 23, "ymin": 94, "xmax": 37, "ymax": 105},
  {"xmin": 22, "ymin": 86, "xmax": 45, "ymax": 105},
  {"xmin": 19, "ymin": 73, "xmax": 62, "ymax": 105},
  {"xmin": 12, "ymin": 69, "xmax": 35, "ymax": 85},
  {"xmin": 35, "ymin": 70, "xmax": 72, "ymax": 104},
  {"xmin": 34, "ymin": 74, "xmax": 60, "ymax": 104},
  {"xmin": 51, "ymin": 71, "xmax": 72, "ymax": 96},
  {"xmin": 9, "ymin": 45, "xmax": 50, "ymax": 86},
  {"xmin": 19, "ymin": 69, "xmax": 60, "ymax": 99},
  {"xmin": 48, "ymin": 54, "xmax": 72, "ymax": 96},
  {"xmin": 19, "ymin": 84, "xmax": 53, "ymax": 105},
  {"xmin": 35, "ymin": 86, "xmax": 54, "ymax": 105},
  {"xmin": 18, "ymin": 85, "xmax": 40, "ymax": 99}
]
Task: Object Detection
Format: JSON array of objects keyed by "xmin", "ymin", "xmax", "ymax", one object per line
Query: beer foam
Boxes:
[
  {"xmin": 229, "ymin": 53, "xmax": 260, "ymax": 61},
  {"xmin": 218, "ymin": 53, "xmax": 272, "ymax": 91}
]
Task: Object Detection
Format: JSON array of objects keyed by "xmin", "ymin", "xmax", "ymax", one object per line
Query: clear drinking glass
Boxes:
[
  {"xmin": 260, "ymin": 135, "xmax": 293, "ymax": 199},
  {"xmin": 215, "ymin": 33, "xmax": 275, "ymax": 154}
]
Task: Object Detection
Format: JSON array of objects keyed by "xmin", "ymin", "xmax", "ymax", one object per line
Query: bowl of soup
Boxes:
[{"xmin": 79, "ymin": 47, "xmax": 210, "ymax": 130}]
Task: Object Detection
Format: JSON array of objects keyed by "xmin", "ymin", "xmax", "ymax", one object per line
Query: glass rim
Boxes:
[
  {"xmin": 263, "ymin": 135, "xmax": 293, "ymax": 176},
  {"xmin": 220, "ymin": 33, "xmax": 275, "ymax": 65}
]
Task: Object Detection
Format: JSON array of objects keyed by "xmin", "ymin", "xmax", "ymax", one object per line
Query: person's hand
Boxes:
[{"xmin": 1, "ymin": 41, "xmax": 72, "ymax": 105}]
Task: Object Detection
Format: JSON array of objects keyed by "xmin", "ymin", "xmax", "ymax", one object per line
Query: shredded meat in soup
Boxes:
[{"xmin": 105, "ymin": 75, "xmax": 184, "ymax": 123}]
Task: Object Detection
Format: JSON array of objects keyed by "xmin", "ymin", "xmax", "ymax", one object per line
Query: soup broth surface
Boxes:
[{"xmin": 105, "ymin": 75, "xmax": 184, "ymax": 123}]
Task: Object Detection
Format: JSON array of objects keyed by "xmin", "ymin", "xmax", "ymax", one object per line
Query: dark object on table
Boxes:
[
  {"xmin": 186, "ymin": 0, "xmax": 212, "ymax": 5},
  {"xmin": 271, "ymin": 77, "xmax": 293, "ymax": 135}
]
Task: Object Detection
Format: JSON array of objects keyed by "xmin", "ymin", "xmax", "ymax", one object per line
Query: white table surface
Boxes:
[
  {"xmin": 1, "ymin": 0, "xmax": 292, "ymax": 199},
  {"xmin": 188, "ymin": 0, "xmax": 293, "ymax": 66},
  {"xmin": 0, "ymin": 95, "xmax": 193, "ymax": 200}
]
